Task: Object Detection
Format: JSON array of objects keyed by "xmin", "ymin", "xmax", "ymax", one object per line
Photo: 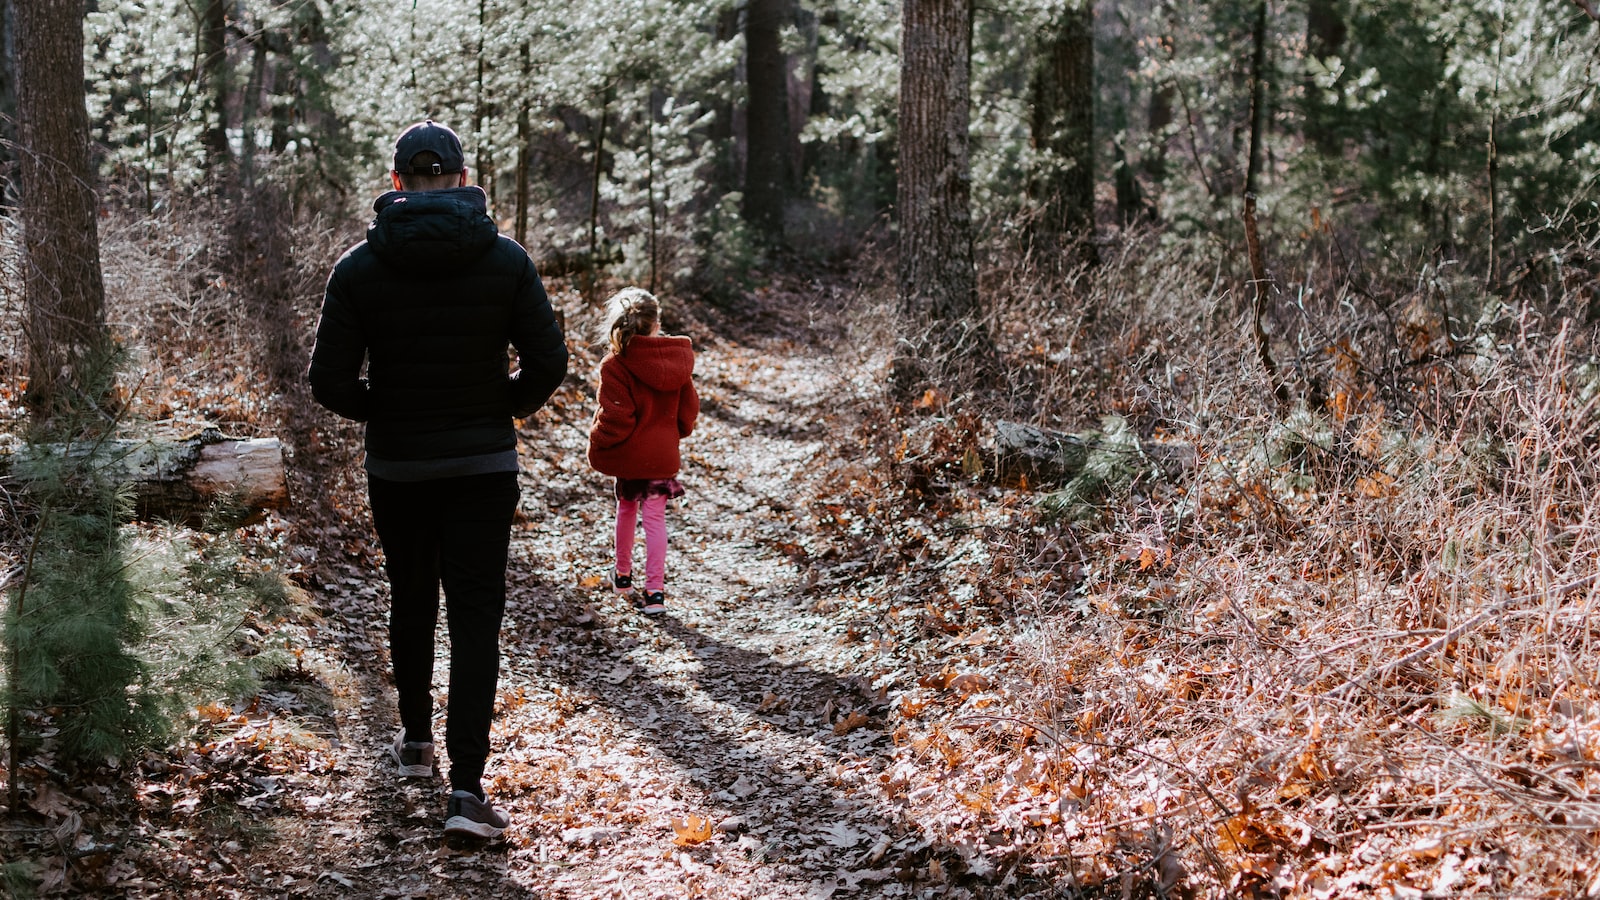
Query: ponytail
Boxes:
[{"xmin": 603, "ymin": 287, "xmax": 661, "ymax": 356}]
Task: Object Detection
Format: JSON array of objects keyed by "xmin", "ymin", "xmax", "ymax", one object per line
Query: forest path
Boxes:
[{"xmin": 278, "ymin": 297, "xmax": 933, "ymax": 899}]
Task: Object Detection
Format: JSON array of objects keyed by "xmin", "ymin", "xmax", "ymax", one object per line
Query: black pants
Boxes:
[{"xmin": 368, "ymin": 471, "xmax": 519, "ymax": 796}]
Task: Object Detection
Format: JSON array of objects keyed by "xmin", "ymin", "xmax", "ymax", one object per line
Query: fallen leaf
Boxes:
[
  {"xmin": 672, "ymin": 814, "xmax": 714, "ymax": 846},
  {"xmin": 28, "ymin": 783, "xmax": 73, "ymax": 818},
  {"xmin": 947, "ymin": 674, "xmax": 991, "ymax": 697},
  {"xmin": 728, "ymin": 775, "xmax": 759, "ymax": 799},
  {"xmin": 914, "ymin": 388, "xmax": 947, "ymax": 411},
  {"xmin": 833, "ymin": 710, "xmax": 871, "ymax": 735},
  {"xmin": 562, "ymin": 826, "xmax": 622, "ymax": 847},
  {"xmin": 820, "ymin": 821, "xmax": 866, "ymax": 848}
]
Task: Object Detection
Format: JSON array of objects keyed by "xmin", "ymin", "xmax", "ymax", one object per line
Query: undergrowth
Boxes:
[
  {"xmin": 0, "ymin": 189, "xmax": 334, "ymax": 894},
  {"xmin": 814, "ymin": 224, "xmax": 1600, "ymax": 895}
]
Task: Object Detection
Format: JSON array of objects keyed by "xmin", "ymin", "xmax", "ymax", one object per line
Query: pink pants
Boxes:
[{"xmin": 615, "ymin": 495, "xmax": 669, "ymax": 591}]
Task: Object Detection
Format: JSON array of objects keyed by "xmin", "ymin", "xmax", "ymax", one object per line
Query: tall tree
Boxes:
[
  {"xmin": 198, "ymin": 0, "xmax": 230, "ymax": 173},
  {"xmin": 1030, "ymin": 0, "xmax": 1094, "ymax": 241},
  {"xmin": 0, "ymin": 0, "xmax": 15, "ymax": 176},
  {"xmin": 1303, "ymin": 0, "xmax": 1346, "ymax": 153},
  {"xmin": 744, "ymin": 0, "xmax": 792, "ymax": 241},
  {"xmin": 895, "ymin": 0, "xmax": 984, "ymax": 394},
  {"xmin": 17, "ymin": 0, "xmax": 110, "ymax": 420},
  {"xmin": 1243, "ymin": 0, "xmax": 1268, "ymax": 196}
]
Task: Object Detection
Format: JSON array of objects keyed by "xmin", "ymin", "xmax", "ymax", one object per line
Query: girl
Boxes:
[{"xmin": 588, "ymin": 288, "xmax": 699, "ymax": 616}]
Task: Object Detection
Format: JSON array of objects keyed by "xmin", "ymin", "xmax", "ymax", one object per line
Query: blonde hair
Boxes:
[{"xmin": 603, "ymin": 287, "xmax": 661, "ymax": 356}]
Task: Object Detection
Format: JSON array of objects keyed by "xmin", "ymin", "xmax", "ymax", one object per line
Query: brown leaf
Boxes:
[
  {"xmin": 947, "ymin": 674, "xmax": 991, "ymax": 697},
  {"xmin": 672, "ymin": 814, "xmax": 714, "ymax": 847},
  {"xmin": 28, "ymin": 782, "xmax": 73, "ymax": 818},
  {"xmin": 833, "ymin": 710, "xmax": 871, "ymax": 735},
  {"xmin": 914, "ymin": 388, "xmax": 948, "ymax": 411}
]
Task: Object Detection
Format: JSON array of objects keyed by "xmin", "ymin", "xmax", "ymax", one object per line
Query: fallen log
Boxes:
[
  {"xmin": 2, "ymin": 428, "xmax": 287, "ymax": 523},
  {"xmin": 992, "ymin": 419, "xmax": 1195, "ymax": 489}
]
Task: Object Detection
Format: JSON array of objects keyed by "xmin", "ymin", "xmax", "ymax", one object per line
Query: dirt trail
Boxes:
[{"xmin": 272, "ymin": 305, "xmax": 945, "ymax": 899}]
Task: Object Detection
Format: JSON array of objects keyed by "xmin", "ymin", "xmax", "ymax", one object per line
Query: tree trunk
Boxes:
[
  {"xmin": 1488, "ymin": 10, "xmax": 1506, "ymax": 286},
  {"xmin": 0, "ymin": 0, "xmax": 15, "ymax": 178},
  {"xmin": 473, "ymin": 0, "xmax": 495, "ymax": 206},
  {"xmin": 239, "ymin": 35, "xmax": 269, "ymax": 190},
  {"xmin": 585, "ymin": 90, "xmax": 610, "ymax": 302},
  {"xmin": 1244, "ymin": 194, "xmax": 1288, "ymax": 407},
  {"xmin": 16, "ymin": 0, "xmax": 110, "ymax": 421},
  {"xmin": 645, "ymin": 97, "xmax": 658, "ymax": 295},
  {"xmin": 515, "ymin": 43, "xmax": 531, "ymax": 249},
  {"xmin": 199, "ymin": 0, "xmax": 231, "ymax": 173},
  {"xmin": 788, "ymin": 6, "xmax": 818, "ymax": 190},
  {"xmin": 710, "ymin": 6, "xmax": 742, "ymax": 194},
  {"xmin": 4, "ymin": 431, "xmax": 287, "ymax": 523},
  {"xmin": 1244, "ymin": 0, "xmax": 1269, "ymax": 197},
  {"xmin": 744, "ymin": 0, "xmax": 791, "ymax": 242},
  {"xmin": 1030, "ymin": 0, "xmax": 1095, "ymax": 242},
  {"xmin": 1303, "ymin": 0, "xmax": 1345, "ymax": 154},
  {"xmin": 1141, "ymin": 32, "xmax": 1176, "ymax": 218},
  {"xmin": 895, "ymin": 0, "xmax": 985, "ymax": 396},
  {"xmin": 515, "ymin": 105, "xmax": 530, "ymax": 248}
]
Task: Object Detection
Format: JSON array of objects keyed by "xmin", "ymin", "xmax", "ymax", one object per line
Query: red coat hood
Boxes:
[{"xmin": 618, "ymin": 334, "xmax": 695, "ymax": 391}]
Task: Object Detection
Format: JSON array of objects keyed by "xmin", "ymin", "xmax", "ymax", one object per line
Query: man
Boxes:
[{"xmin": 308, "ymin": 120, "xmax": 568, "ymax": 839}]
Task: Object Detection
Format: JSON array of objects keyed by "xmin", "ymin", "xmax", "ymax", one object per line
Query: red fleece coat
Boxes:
[{"xmin": 587, "ymin": 334, "xmax": 698, "ymax": 479}]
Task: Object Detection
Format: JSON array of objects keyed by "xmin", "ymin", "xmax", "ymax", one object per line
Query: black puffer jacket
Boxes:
[{"xmin": 308, "ymin": 187, "xmax": 568, "ymax": 466}]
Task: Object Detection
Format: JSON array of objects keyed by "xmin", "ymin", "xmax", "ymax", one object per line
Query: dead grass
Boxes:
[
  {"xmin": 858, "ymin": 228, "xmax": 1600, "ymax": 895},
  {"xmin": 5, "ymin": 186, "xmax": 1600, "ymax": 895}
]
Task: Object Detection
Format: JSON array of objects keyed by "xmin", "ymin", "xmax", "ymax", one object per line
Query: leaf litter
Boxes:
[{"xmin": 9, "ymin": 275, "xmax": 1596, "ymax": 898}]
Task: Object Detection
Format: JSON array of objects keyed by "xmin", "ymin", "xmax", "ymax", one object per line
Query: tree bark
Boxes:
[
  {"xmin": 1244, "ymin": 193, "xmax": 1288, "ymax": 407},
  {"xmin": 515, "ymin": 42, "xmax": 531, "ymax": 249},
  {"xmin": 199, "ymin": 0, "xmax": 231, "ymax": 173},
  {"xmin": 709, "ymin": 6, "xmax": 742, "ymax": 194},
  {"xmin": 473, "ymin": 0, "xmax": 496, "ymax": 206},
  {"xmin": 645, "ymin": 97, "xmax": 658, "ymax": 295},
  {"xmin": 585, "ymin": 90, "xmax": 609, "ymax": 302},
  {"xmin": 1140, "ymin": 32, "xmax": 1176, "ymax": 219},
  {"xmin": 993, "ymin": 420, "xmax": 1195, "ymax": 488},
  {"xmin": 4, "ymin": 431, "xmax": 288, "ymax": 523},
  {"xmin": 744, "ymin": 0, "xmax": 791, "ymax": 242},
  {"xmin": 0, "ymin": 0, "xmax": 15, "ymax": 176},
  {"xmin": 895, "ymin": 0, "xmax": 985, "ymax": 396},
  {"xmin": 16, "ymin": 0, "xmax": 110, "ymax": 421},
  {"xmin": 1244, "ymin": 0, "xmax": 1269, "ymax": 197},
  {"xmin": 1303, "ymin": 0, "xmax": 1345, "ymax": 154},
  {"xmin": 238, "ymin": 34, "xmax": 269, "ymax": 190},
  {"xmin": 1030, "ymin": 0, "xmax": 1095, "ymax": 242}
]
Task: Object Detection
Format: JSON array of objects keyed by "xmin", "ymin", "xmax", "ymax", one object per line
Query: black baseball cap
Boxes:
[{"xmin": 393, "ymin": 120, "xmax": 465, "ymax": 175}]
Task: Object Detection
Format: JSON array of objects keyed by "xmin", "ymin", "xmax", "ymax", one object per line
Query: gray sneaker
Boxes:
[
  {"xmin": 389, "ymin": 729, "xmax": 435, "ymax": 778},
  {"xmin": 444, "ymin": 790, "xmax": 510, "ymax": 839}
]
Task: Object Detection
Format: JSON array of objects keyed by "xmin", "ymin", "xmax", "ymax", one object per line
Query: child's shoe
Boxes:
[
  {"xmin": 639, "ymin": 591, "xmax": 667, "ymax": 617},
  {"xmin": 612, "ymin": 571, "xmax": 633, "ymax": 594}
]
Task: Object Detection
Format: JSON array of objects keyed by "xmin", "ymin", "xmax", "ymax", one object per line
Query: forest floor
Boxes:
[
  {"xmin": 13, "ymin": 234, "xmax": 1599, "ymax": 899},
  {"xmin": 3, "ymin": 280, "xmax": 1074, "ymax": 898}
]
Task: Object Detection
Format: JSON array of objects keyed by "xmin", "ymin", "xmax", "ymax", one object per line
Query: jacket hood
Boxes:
[
  {"xmin": 618, "ymin": 334, "xmax": 694, "ymax": 391},
  {"xmin": 366, "ymin": 186, "xmax": 498, "ymax": 274}
]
